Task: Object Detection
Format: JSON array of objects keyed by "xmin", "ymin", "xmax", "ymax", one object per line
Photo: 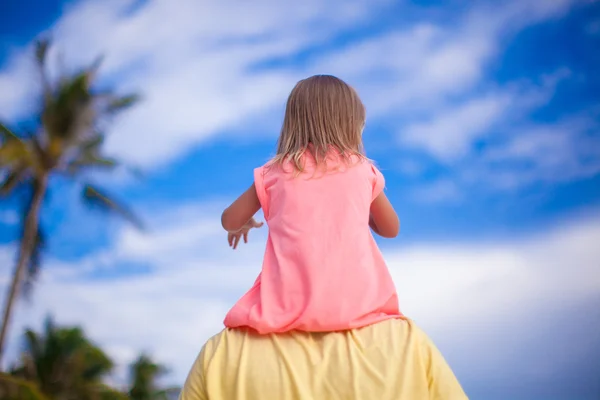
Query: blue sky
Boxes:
[{"xmin": 0, "ymin": 0, "xmax": 599, "ymax": 398}]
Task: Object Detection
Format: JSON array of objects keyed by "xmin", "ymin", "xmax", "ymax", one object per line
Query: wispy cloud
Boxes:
[
  {"xmin": 0, "ymin": 0, "xmax": 589, "ymax": 173},
  {"xmin": 411, "ymin": 179, "xmax": 462, "ymax": 204},
  {"xmin": 0, "ymin": 0, "xmax": 394, "ymax": 166},
  {"xmin": 400, "ymin": 68, "xmax": 568, "ymax": 155},
  {"xmin": 480, "ymin": 115, "xmax": 600, "ymax": 189},
  {"xmin": 401, "ymin": 91, "xmax": 514, "ymax": 160}
]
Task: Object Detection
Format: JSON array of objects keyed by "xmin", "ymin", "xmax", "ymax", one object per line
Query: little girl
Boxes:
[{"xmin": 180, "ymin": 75, "xmax": 467, "ymax": 400}]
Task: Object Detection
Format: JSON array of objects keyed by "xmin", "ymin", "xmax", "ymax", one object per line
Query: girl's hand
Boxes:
[{"xmin": 227, "ymin": 218, "xmax": 264, "ymax": 250}]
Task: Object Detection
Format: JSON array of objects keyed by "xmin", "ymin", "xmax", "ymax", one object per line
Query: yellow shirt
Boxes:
[{"xmin": 179, "ymin": 319, "xmax": 468, "ymax": 400}]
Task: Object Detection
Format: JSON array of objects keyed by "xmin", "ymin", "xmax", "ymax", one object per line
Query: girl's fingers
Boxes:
[{"xmin": 229, "ymin": 226, "xmax": 259, "ymax": 249}]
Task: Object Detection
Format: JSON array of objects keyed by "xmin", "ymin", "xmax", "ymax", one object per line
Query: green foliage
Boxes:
[
  {"xmin": 82, "ymin": 184, "xmax": 144, "ymax": 230},
  {"xmin": 0, "ymin": 373, "xmax": 49, "ymax": 400},
  {"xmin": 128, "ymin": 354, "xmax": 169, "ymax": 400},
  {"xmin": 0, "ymin": 39, "xmax": 140, "ymax": 184},
  {"xmin": 11, "ymin": 317, "xmax": 115, "ymax": 399},
  {"xmin": 9, "ymin": 317, "xmax": 178, "ymax": 399}
]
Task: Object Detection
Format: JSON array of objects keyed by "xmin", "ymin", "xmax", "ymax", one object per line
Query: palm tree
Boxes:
[
  {"xmin": 128, "ymin": 354, "xmax": 173, "ymax": 400},
  {"xmin": 10, "ymin": 319, "xmax": 180, "ymax": 399},
  {"xmin": 11, "ymin": 317, "xmax": 127, "ymax": 399},
  {"xmin": 0, "ymin": 38, "xmax": 143, "ymax": 365}
]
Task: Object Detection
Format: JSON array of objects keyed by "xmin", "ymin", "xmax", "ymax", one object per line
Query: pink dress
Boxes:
[{"xmin": 224, "ymin": 154, "xmax": 403, "ymax": 333}]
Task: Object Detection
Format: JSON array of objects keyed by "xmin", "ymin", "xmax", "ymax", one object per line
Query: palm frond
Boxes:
[
  {"xmin": 35, "ymin": 39, "xmax": 52, "ymax": 101},
  {"xmin": 86, "ymin": 55, "xmax": 104, "ymax": 85},
  {"xmin": 82, "ymin": 184, "xmax": 144, "ymax": 230},
  {"xmin": 126, "ymin": 165, "xmax": 145, "ymax": 180},
  {"xmin": 92, "ymin": 384, "xmax": 130, "ymax": 400},
  {"xmin": 64, "ymin": 134, "xmax": 119, "ymax": 173},
  {"xmin": 42, "ymin": 69, "xmax": 95, "ymax": 144},
  {"xmin": 0, "ymin": 124, "xmax": 30, "ymax": 172},
  {"xmin": 154, "ymin": 386, "xmax": 181, "ymax": 400},
  {"xmin": 42, "ymin": 316, "xmax": 55, "ymax": 336},
  {"xmin": 80, "ymin": 345, "xmax": 114, "ymax": 381},
  {"xmin": 67, "ymin": 156, "xmax": 119, "ymax": 174},
  {"xmin": 34, "ymin": 39, "xmax": 50, "ymax": 68},
  {"xmin": 0, "ymin": 372, "xmax": 50, "ymax": 400},
  {"xmin": 67, "ymin": 133, "xmax": 145, "ymax": 178},
  {"xmin": 80, "ymin": 135, "xmax": 104, "ymax": 152},
  {"xmin": 0, "ymin": 122, "xmax": 23, "ymax": 143},
  {"xmin": 0, "ymin": 140, "xmax": 30, "ymax": 169},
  {"xmin": 0, "ymin": 168, "xmax": 27, "ymax": 196},
  {"xmin": 129, "ymin": 354, "xmax": 169, "ymax": 400},
  {"xmin": 106, "ymin": 94, "xmax": 140, "ymax": 114},
  {"xmin": 30, "ymin": 135, "xmax": 50, "ymax": 172},
  {"xmin": 23, "ymin": 330, "xmax": 43, "ymax": 362}
]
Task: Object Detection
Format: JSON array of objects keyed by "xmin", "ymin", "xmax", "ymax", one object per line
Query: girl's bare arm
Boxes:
[
  {"xmin": 221, "ymin": 184, "xmax": 262, "ymax": 232},
  {"xmin": 369, "ymin": 192, "xmax": 399, "ymax": 238}
]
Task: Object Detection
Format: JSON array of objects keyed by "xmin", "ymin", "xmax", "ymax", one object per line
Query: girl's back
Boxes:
[{"xmin": 224, "ymin": 154, "xmax": 403, "ymax": 333}]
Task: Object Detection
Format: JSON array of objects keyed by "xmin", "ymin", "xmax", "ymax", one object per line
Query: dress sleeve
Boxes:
[
  {"xmin": 254, "ymin": 166, "xmax": 269, "ymax": 219},
  {"xmin": 371, "ymin": 163, "xmax": 386, "ymax": 201}
]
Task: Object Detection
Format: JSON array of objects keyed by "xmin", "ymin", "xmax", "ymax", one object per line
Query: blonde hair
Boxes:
[{"xmin": 272, "ymin": 75, "xmax": 366, "ymax": 172}]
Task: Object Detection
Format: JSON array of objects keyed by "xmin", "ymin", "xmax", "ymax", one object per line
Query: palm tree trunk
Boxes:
[{"xmin": 0, "ymin": 176, "xmax": 48, "ymax": 367}]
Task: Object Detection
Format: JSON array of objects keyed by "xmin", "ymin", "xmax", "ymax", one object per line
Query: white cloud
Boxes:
[
  {"xmin": 397, "ymin": 67, "xmax": 600, "ymax": 198},
  {"xmin": 309, "ymin": 22, "xmax": 494, "ymax": 117},
  {"xmin": 411, "ymin": 179, "xmax": 462, "ymax": 203},
  {"xmin": 401, "ymin": 92, "xmax": 512, "ymax": 160},
  {"xmin": 0, "ymin": 48, "xmax": 38, "ymax": 121},
  {"xmin": 1, "ymin": 202, "xmax": 599, "ymax": 387},
  {"xmin": 0, "ymin": 0, "xmax": 394, "ymax": 167},
  {"xmin": 399, "ymin": 68, "xmax": 570, "ymax": 161},
  {"xmin": 0, "ymin": 0, "xmax": 586, "ymax": 170},
  {"xmin": 391, "ymin": 215, "xmax": 600, "ymax": 325},
  {"xmin": 492, "ymin": 117, "xmax": 600, "ymax": 178},
  {"xmin": 311, "ymin": 0, "xmax": 580, "ymax": 117},
  {"xmin": 450, "ymin": 113, "xmax": 600, "ymax": 191},
  {"xmin": 0, "ymin": 246, "xmax": 15, "ymax": 287}
]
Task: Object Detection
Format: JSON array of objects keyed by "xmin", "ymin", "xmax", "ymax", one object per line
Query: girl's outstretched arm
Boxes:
[
  {"xmin": 221, "ymin": 183, "xmax": 262, "ymax": 233},
  {"xmin": 369, "ymin": 192, "xmax": 400, "ymax": 238}
]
